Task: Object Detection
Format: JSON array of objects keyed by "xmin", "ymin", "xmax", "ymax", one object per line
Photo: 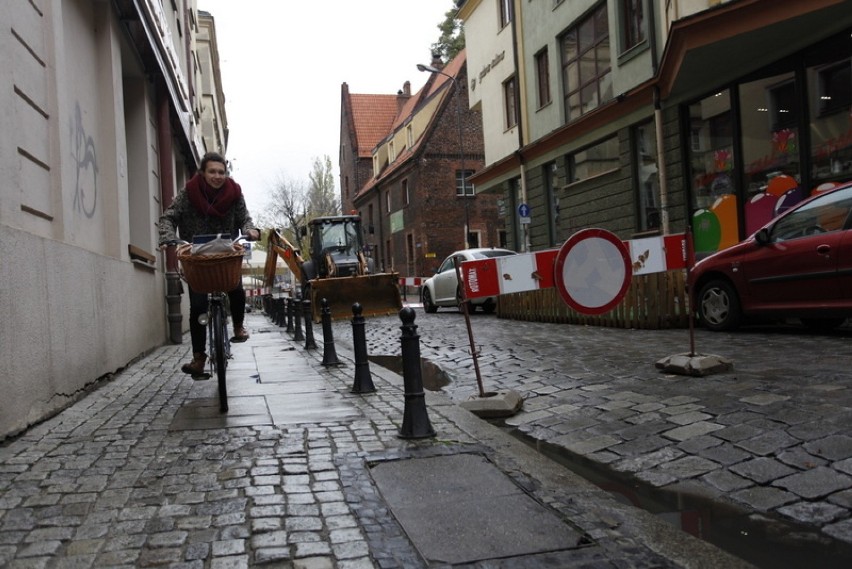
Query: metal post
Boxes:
[
  {"xmin": 350, "ymin": 303, "xmax": 376, "ymax": 393},
  {"xmin": 453, "ymin": 257, "xmax": 486, "ymax": 397},
  {"xmin": 293, "ymin": 293, "xmax": 305, "ymax": 342},
  {"xmin": 320, "ymin": 298, "xmax": 341, "ymax": 367},
  {"xmin": 303, "ymin": 297, "xmax": 317, "ymax": 350},
  {"xmin": 398, "ymin": 307, "xmax": 435, "ymax": 439},
  {"xmin": 285, "ymin": 297, "xmax": 294, "ymax": 333}
]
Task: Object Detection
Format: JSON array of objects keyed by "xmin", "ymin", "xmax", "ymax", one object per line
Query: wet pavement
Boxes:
[
  {"xmin": 0, "ymin": 310, "xmax": 762, "ymax": 569},
  {"xmin": 332, "ymin": 308, "xmax": 852, "ymax": 567}
]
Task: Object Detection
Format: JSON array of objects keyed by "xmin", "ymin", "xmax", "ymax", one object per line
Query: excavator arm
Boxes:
[{"xmin": 264, "ymin": 229, "xmax": 304, "ymax": 288}]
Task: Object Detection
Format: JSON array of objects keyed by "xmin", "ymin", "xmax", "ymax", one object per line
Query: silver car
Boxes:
[{"xmin": 421, "ymin": 248, "xmax": 517, "ymax": 313}]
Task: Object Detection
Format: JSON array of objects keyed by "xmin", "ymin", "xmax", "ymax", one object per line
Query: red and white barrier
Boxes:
[
  {"xmin": 399, "ymin": 277, "xmax": 425, "ymax": 287},
  {"xmin": 463, "ymin": 233, "xmax": 687, "ymax": 301}
]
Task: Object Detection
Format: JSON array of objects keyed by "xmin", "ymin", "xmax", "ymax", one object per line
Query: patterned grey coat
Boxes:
[{"xmin": 158, "ymin": 187, "xmax": 258, "ymax": 245}]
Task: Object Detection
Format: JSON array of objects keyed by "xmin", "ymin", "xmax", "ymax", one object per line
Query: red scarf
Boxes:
[{"xmin": 185, "ymin": 173, "xmax": 242, "ymax": 218}]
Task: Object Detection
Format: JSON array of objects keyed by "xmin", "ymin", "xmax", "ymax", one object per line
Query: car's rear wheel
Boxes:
[
  {"xmin": 801, "ymin": 317, "xmax": 846, "ymax": 331},
  {"xmin": 481, "ymin": 299, "xmax": 496, "ymax": 314},
  {"xmin": 697, "ymin": 279, "xmax": 741, "ymax": 331},
  {"xmin": 422, "ymin": 287, "xmax": 438, "ymax": 313}
]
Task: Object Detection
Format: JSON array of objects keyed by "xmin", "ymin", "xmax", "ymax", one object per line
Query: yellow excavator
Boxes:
[{"xmin": 264, "ymin": 215, "xmax": 402, "ymax": 322}]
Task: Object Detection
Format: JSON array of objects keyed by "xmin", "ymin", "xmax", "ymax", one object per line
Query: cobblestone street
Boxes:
[{"xmin": 337, "ymin": 310, "xmax": 852, "ymax": 564}]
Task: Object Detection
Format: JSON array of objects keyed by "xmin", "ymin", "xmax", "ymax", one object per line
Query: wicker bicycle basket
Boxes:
[{"xmin": 177, "ymin": 243, "xmax": 245, "ymax": 294}]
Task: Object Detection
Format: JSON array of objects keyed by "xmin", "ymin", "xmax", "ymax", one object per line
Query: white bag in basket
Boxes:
[{"xmin": 191, "ymin": 237, "xmax": 239, "ymax": 255}]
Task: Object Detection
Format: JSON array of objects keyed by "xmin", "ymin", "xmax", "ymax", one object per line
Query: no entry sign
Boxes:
[{"xmin": 553, "ymin": 228, "xmax": 632, "ymax": 315}]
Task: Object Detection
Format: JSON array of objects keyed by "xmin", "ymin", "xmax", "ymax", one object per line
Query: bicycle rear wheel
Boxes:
[{"xmin": 211, "ymin": 304, "xmax": 229, "ymax": 412}]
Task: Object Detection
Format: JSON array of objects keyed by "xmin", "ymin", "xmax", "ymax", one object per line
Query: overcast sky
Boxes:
[{"xmin": 197, "ymin": 0, "xmax": 454, "ymax": 215}]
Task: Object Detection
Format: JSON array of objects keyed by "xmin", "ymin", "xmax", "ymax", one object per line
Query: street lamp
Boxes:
[{"xmin": 417, "ymin": 62, "xmax": 470, "ymax": 249}]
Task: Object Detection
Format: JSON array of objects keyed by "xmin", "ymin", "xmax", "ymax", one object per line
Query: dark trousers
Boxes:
[{"xmin": 188, "ymin": 286, "xmax": 246, "ymax": 354}]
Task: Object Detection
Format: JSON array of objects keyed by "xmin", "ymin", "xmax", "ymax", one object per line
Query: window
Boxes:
[
  {"xmin": 633, "ymin": 121, "xmax": 660, "ymax": 231},
  {"xmin": 406, "ymin": 124, "xmax": 414, "ymax": 147},
  {"xmin": 561, "ymin": 3, "xmax": 612, "ymax": 122},
  {"xmin": 389, "ymin": 141, "xmax": 396, "ymax": 162},
  {"xmin": 620, "ymin": 0, "xmax": 645, "ymax": 52},
  {"xmin": 456, "ymin": 169, "xmax": 475, "ymax": 196},
  {"xmin": 535, "ymin": 48, "xmax": 551, "ymax": 108},
  {"xmin": 402, "ymin": 179, "xmax": 409, "ymax": 206},
  {"xmin": 504, "ymin": 76, "xmax": 517, "ymax": 128},
  {"xmin": 809, "ymin": 57, "xmax": 852, "ymax": 182},
  {"xmin": 468, "ymin": 230, "xmax": 481, "ymax": 249},
  {"xmin": 817, "ymin": 60, "xmax": 851, "ymax": 116},
  {"xmin": 385, "ymin": 190, "xmax": 391, "ymax": 213},
  {"xmin": 566, "ymin": 136, "xmax": 619, "ymax": 183},
  {"xmin": 499, "ymin": 0, "xmax": 512, "ymax": 28}
]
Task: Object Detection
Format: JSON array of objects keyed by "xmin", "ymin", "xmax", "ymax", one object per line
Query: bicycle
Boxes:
[{"xmin": 168, "ymin": 234, "xmax": 248, "ymax": 413}]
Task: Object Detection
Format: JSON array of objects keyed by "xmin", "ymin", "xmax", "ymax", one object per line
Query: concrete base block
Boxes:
[
  {"xmin": 655, "ymin": 352, "xmax": 734, "ymax": 377},
  {"xmin": 459, "ymin": 390, "xmax": 524, "ymax": 418}
]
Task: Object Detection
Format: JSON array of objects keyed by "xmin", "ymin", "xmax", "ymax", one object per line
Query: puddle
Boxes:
[
  {"xmin": 501, "ymin": 426, "xmax": 852, "ymax": 569},
  {"xmin": 368, "ymin": 355, "xmax": 450, "ymax": 391}
]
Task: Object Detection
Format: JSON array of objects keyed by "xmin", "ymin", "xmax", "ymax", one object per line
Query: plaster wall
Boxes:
[
  {"xmin": 463, "ymin": 0, "xmax": 518, "ymax": 167},
  {"xmin": 0, "ymin": 1, "xmax": 181, "ymax": 439}
]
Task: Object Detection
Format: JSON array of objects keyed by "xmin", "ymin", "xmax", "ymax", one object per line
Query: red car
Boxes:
[{"xmin": 691, "ymin": 182, "xmax": 852, "ymax": 331}]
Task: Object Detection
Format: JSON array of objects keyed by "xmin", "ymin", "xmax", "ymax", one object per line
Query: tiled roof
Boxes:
[
  {"xmin": 350, "ymin": 94, "xmax": 399, "ymax": 158},
  {"xmin": 348, "ymin": 50, "xmax": 468, "ymax": 200}
]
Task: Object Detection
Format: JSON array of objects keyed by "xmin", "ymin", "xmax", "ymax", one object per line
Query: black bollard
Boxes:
[
  {"xmin": 350, "ymin": 303, "xmax": 376, "ymax": 394},
  {"xmin": 293, "ymin": 293, "xmax": 305, "ymax": 342},
  {"xmin": 320, "ymin": 298, "xmax": 341, "ymax": 366},
  {"xmin": 303, "ymin": 297, "xmax": 317, "ymax": 349},
  {"xmin": 285, "ymin": 298, "xmax": 294, "ymax": 333},
  {"xmin": 276, "ymin": 298, "xmax": 285, "ymax": 327},
  {"xmin": 398, "ymin": 307, "xmax": 435, "ymax": 439}
]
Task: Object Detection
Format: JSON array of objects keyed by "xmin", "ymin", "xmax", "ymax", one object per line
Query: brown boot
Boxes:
[
  {"xmin": 181, "ymin": 352, "xmax": 208, "ymax": 378},
  {"xmin": 232, "ymin": 324, "xmax": 249, "ymax": 343}
]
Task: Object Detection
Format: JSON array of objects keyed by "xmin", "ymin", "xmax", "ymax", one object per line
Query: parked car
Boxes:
[
  {"xmin": 422, "ymin": 248, "xmax": 517, "ymax": 313},
  {"xmin": 692, "ymin": 182, "xmax": 852, "ymax": 331}
]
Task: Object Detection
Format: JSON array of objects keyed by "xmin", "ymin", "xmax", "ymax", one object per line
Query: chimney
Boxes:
[
  {"xmin": 430, "ymin": 52, "xmax": 443, "ymax": 70},
  {"xmin": 397, "ymin": 81, "xmax": 411, "ymax": 112}
]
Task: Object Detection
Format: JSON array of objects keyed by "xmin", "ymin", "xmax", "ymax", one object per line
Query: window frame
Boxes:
[
  {"xmin": 498, "ymin": 0, "xmax": 512, "ymax": 29},
  {"xmin": 456, "ymin": 169, "xmax": 475, "ymax": 196},
  {"xmin": 535, "ymin": 48, "xmax": 551, "ymax": 109},
  {"xmin": 504, "ymin": 76, "xmax": 518, "ymax": 129},
  {"xmin": 560, "ymin": 3, "xmax": 612, "ymax": 123}
]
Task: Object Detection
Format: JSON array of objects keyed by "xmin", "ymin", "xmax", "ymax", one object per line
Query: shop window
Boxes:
[
  {"xmin": 809, "ymin": 58, "xmax": 852, "ymax": 184},
  {"xmin": 566, "ymin": 135, "xmax": 619, "ymax": 183},
  {"xmin": 687, "ymin": 91, "xmax": 737, "ymax": 255},
  {"xmin": 633, "ymin": 121, "xmax": 659, "ymax": 232},
  {"xmin": 740, "ymin": 72, "xmax": 802, "ymax": 236}
]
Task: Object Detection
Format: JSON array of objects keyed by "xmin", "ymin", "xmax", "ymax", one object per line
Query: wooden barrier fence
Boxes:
[{"xmin": 496, "ymin": 269, "xmax": 689, "ymax": 329}]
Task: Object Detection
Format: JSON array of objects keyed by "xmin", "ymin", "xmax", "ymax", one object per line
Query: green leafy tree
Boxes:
[{"xmin": 431, "ymin": 7, "xmax": 465, "ymax": 62}]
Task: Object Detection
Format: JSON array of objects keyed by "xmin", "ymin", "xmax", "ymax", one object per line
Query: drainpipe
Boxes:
[
  {"xmin": 510, "ymin": 0, "xmax": 529, "ymax": 252},
  {"xmin": 158, "ymin": 83, "xmax": 182, "ymax": 344},
  {"xmin": 654, "ymin": 86, "xmax": 670, "ymax": 235}
]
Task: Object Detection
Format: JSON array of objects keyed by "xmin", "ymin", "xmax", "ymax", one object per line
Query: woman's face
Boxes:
[{"xmin": 202, "ymin": 161, "xmax": 228, "ymax": 189}]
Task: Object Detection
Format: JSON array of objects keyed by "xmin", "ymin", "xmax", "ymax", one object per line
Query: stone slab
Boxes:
[
  {"xmin": 458, "ymin": 390, "xmax": 523, "ymax": 418},
  {"xmin": 369, "ymin": 453, "xmax": 582, "ymax": 565}
]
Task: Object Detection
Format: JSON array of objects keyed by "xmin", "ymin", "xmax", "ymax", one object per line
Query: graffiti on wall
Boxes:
[{"xmin": 71, "ymin": 103, "xmax": 98, "ymax": 218}]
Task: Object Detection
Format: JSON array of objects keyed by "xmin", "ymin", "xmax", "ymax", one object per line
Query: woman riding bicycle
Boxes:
[{"xmin": 158, "ymin": 152, "xmax": 260, "ymax": 377}]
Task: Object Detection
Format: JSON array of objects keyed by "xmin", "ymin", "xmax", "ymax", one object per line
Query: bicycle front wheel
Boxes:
[{"xmin": 211, "ymin": 304, "xmax": 229, "ymax": 413}]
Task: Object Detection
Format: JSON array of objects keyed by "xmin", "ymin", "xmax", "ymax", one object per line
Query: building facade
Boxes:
[
  {"xmin": 458, "ymin": 0, "xmax": 852, "ymax": 259},
  {"xmin": 339, "ymin": 51, "xmax": 506, "ymax": 279},
  {"xmin": 0, "ymin": 0, "xmax": 226, "ymax": 440}
]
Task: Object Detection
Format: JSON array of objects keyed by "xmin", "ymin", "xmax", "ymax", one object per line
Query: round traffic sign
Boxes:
[{"xmin": 553, "ymin": 228, "xmax": 632, "ymax": 315}]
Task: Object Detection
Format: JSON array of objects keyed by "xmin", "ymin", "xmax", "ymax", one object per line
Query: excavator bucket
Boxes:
[{"xmin": 308, "ymin": 273, "xmax": 403, "ymax": 322}]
